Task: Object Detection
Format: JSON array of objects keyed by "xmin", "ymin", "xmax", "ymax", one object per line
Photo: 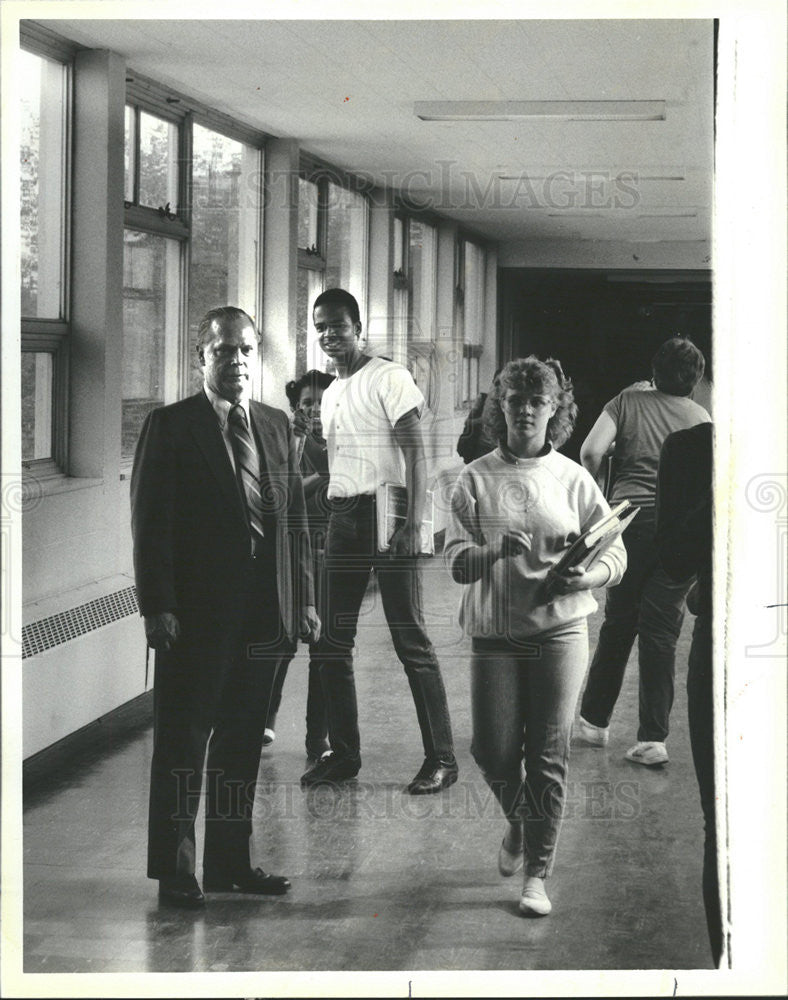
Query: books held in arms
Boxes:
[
  {"xmin": 376, "ymin": 482, "xmax": 435, "ymax": 556},
  {"xmin": 552, "ymin": 499, "xmax": 639, "ymax": 576}
]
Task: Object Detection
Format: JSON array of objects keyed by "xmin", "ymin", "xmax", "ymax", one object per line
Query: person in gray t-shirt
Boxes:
[{"xmin": 575, "ymin": 337, "xmax": 711, "ymax": 767}]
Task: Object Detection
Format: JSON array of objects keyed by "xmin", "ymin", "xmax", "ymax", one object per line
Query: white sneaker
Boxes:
[
  {"xmin": 498, "ymin": 822, "xmax": 524, "ymax": 877},
  {"xmin": 262, "ymin": 728, "xmax": 275, "ymax": 747},
  {"xmin": 575, "ymin": 715, "xmax": 609, "ymax": 747},
  {"xmin": 625, "ymin": 741, "xmax": 668, "ymax": 766},
  {"xmin": 519, "ymin": 876, "xmax": 552, "ymax": 917}
]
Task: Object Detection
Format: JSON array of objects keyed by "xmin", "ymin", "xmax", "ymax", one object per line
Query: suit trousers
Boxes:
[{"xmin": 147, "ymin": 544, "xmax": 286, "ymax": 881}]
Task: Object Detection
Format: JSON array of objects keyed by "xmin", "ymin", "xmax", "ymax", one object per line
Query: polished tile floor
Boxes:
[{"xmin": 23, "ymin": 562, "xmax": 713, "ymax": 976}]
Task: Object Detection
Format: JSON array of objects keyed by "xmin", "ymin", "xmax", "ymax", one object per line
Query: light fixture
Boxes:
[
  {"xmin": 414, "ymin": 101, "xmax": 666, "ymax": 122},
  {"xmin": 545, "ymin": 209, "xmax": 697, "ymax": 219}
]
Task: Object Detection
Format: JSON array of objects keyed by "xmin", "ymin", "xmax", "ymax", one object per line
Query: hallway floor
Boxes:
[{"xmin": 22, "ymin": 561, "xmax": 713, "ymax": 979}]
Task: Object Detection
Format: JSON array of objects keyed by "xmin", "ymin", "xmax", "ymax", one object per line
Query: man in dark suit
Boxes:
[{"xmin": 131, "ymin": 306, "xmax": 319, "ymax": 908}]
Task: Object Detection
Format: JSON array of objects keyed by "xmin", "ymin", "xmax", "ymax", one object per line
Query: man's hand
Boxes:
[
  {"xmin": 144, "ymin": 612, "xmax": 180, "ymax": 651},
  {"xmin": 390, "ymin": 521, "xmax": 422, "ymax": 557},
  {"xmin": 299, "ymin": 604, "xmax": 321, "ymax": 644}
]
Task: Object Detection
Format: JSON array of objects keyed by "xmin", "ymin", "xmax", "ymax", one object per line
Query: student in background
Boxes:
[
  {"xmin": 456, "ymin": 368, "xmax": 501, "ymax": 464},
  {"xmin": 445, "ymin": 357, "xmax": 626, "ymax": 917},
  {"xmin": 264, "ymin": 370, "xmax": 334, "ymax": 769},
  {"xmin": 576, "ymin": 337, "xmax": 711, "ymax": 766},
  {"xmin": 655, "ymin": 421, "xmax": 720, "ymax": 965}
]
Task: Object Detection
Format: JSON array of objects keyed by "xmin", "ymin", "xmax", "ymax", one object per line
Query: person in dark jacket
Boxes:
[
  {"xmin": 131, "ymin": 306, "xmax": 319, "ymax": 908},
  {"xmin": 655, "ymin": 421, "xmax": 720, "ymax": 965}
]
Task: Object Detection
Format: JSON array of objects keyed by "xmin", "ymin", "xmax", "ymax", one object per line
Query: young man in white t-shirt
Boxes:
[{"xmin": 300, "ymin": 288, "xmax": 458, "ymax": 794}]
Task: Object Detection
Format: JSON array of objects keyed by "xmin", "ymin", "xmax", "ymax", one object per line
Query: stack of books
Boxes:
[
  {"xmin": 552, "ymin": 499, "xmax": 639, "ymax": 576},
  {"xmin": 376, "ymin": 482, "xmax": 435, "ymax": 556}
]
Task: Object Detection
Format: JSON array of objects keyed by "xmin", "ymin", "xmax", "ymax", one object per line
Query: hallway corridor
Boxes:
[{"xmin": 22, "ymin": 561, "xmax": 713, "ymax": 978}]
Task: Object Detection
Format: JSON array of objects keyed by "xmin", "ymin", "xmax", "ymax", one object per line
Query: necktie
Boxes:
[{"xmin": 228, "ymin": 404, "xmax": 265, "ymax": 542}]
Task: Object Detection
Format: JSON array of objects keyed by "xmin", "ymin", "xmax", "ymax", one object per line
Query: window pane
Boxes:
[
  {"xmin": 124, "ymin": 106, "xmax": 135, "ymax": 202},
  {"xmin": 138, "ymin": 111, "xmax": 178, "ymax": 210},
  {"xmin": 392, "ymin": 286, "xmax": 408, "ymax": 366},
  {"xmin": 297, "ymin": 267, "xmax": 326, "ymax": 373},
  {"xmin": 298, "ymin": 178, "xmax": 319, "ymax": 250},
  {"xmin": 325, "ymin": 183, "xmax": 367, "ymax": 313},
  {"xmin": 21, "ymin": 352, "xmax": 53, "ymax": 461},
  {"xmin": 393, "ymin": 216, "xmax": 405, "ymax": 271},
  {"xmin": 188, "ymin": 124, "xmax": 261, "ymax": 393},
  {"xmin": 464, "ymin": 241, "xmax": 486, "ymax": 345},
  {"xmin": 20, "ymin": 49, "xmax": 67, "ymax": 319},
  {"xmin": 409, "ymin": 220, "xmax": 436, "ymax": 340},
  {"xmin": 122, "ymin": 231, "xmax": 181, "ymax": 463}
]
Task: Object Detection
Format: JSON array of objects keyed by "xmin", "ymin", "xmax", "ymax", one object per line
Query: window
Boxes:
[
  {"xmin": 391, "ymin": 214, "xmax": 437, "ymax": 373},
  {"xmin": 392, "ymin": 215, "xmax": 408, "ymax": 365},
  {"xmin": 122, "ymin": 87, "xmax": 264, "ymax": 465},
  {"xmin": 296, "ymin": 166, "xmax": 368, "ymax": 373},
  {"xmin": 20, "ymin": 46, "xmax": 71, "ymax": 473},
  {"xmin": 121, "ymin": 231, "xmax": 182, "ymax": 463},
  {"xmin": 123, "ymin": 97, "xmax": 186, "ymax": 464},
  {"xmin": 408, "ymin": 219, "xmax": 437, "ymax": 342},
  {"xmin": 187, "ymin": 123, "xmax": 261, "ymax": 392},
  {"xmin": 456, "ymin": 239, "xmax": 487, "ymax": 407}
]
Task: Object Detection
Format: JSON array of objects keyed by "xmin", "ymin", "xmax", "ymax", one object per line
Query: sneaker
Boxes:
[
  {"xmin": 575, "ymin": 715, "xmax": 609, "ymax": 747},
  {"xmin": 262, "ymin": 728, "xmax": 275, "ymax": 747},
  {"xmin": 498, "ymin": 822, "xmax": 524, "ymax": 877},
  {"xmin": 519, "ymin": 876, "xmax": 551, "ymax": 917},
  {"xmin": 625, "ymin": 741, "xmax": 669, "ymax": 766},
  {"xmin": 300, "ymin": 752, "xmax": 360, "ymax": 787}
]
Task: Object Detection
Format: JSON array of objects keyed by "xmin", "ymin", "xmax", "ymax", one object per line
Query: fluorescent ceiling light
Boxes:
[
  {"xmin": 546, "ymin": 210, "xmax": 697, "ymax": 218},
  {"xmin": 496, "ymin": 173, "xmax": 685, "ymax": 182},
  {"xmin": 414, "ymin": 101, "xmax": 666, "ymax": 121}
]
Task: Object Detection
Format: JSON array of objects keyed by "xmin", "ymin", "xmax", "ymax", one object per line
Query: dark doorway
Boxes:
[{"xmin": 498, "ymin": 269, "xmax": 712, "ymax": 462}]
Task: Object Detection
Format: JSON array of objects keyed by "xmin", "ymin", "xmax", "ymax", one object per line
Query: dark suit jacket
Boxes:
[{"xmin": 130, "ymin": 391, "xmax": 313, "ymax": 639}]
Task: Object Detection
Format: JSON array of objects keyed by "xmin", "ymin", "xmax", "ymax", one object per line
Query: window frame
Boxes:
[
  {"xmin": 455, "ymin": 235, "xmax": 490, "ymax": 409},
  {"xmin": 120, "ymin": 79, "xmax": 268, "ymax": 474},
  {"xmin": 20, "ymin": 32, "xmax": 76, "ymax": 480},
  {"xmin": 297, "ymin": 153, "xmax": 371, "ymax": 370}
]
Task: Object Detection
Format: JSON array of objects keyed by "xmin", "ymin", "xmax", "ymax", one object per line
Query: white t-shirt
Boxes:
[{"xmin": 321, "ymin": 356, "xmax": 424, "ymax": 498}]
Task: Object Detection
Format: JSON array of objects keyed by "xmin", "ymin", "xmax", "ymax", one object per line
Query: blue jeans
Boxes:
[
  {"xmin": 470, "ymin": 620, "xmax": 588, "ymax": 878},
  {"xmin": 314, "ymin": 497, "xmax": 455, "ymax": 765},
  {"xmin": 580, "ymin": 508, "xmax": 692, "ymax": 742}
]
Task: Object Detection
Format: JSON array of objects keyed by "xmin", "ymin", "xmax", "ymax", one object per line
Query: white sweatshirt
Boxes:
[{"xmin": 444, "ymin": 446, "xmax": 627, "ymax": 639}]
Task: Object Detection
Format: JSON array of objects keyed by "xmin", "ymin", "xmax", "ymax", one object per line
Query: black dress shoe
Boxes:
[
  {"xmin": 158, "ymin": 874, "xmax": 205, "ymax": 909},
  {"xmin": 203, "ymin": 867, "xmax": 291, "ymax": 895},
  {"xmin": 300, "ymin": 752, "xmax": 360, "ymax": 787},
  {"xmin": 407, "ymin": 758, "xmax": 459, "ymax": 795}
]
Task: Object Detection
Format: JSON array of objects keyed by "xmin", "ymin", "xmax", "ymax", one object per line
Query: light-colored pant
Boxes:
[{"xmin": 470, "ymin": 619, "xmax": 588, "ymax": 878}]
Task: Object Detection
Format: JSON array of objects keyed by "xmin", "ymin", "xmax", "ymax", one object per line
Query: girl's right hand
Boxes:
[
  {"xmin": 292, "ymin": 408, "xmax": 310, "ymax": 438},
  {"xmin": 494, "ymin": 529, "xmax": 533, "ymax": 560}
]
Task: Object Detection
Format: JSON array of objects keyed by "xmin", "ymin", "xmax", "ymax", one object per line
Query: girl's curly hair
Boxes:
[
  {"xmin": 482, "ymin": 356, "xmax": 578, "ymax": 449},
  {"xmin": 284, "ymin": 369, "xmax": 336, "ymax": 411}
]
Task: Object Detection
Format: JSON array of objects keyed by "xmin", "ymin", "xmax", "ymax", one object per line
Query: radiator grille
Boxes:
[{"xmin": 23, "ymin": 587, "xmax": 139, "ymax": 659}]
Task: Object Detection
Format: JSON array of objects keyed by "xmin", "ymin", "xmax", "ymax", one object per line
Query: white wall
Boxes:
[{"xmin": 498, "ymin": 238, "xmax": 711, "ymax": 271}]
